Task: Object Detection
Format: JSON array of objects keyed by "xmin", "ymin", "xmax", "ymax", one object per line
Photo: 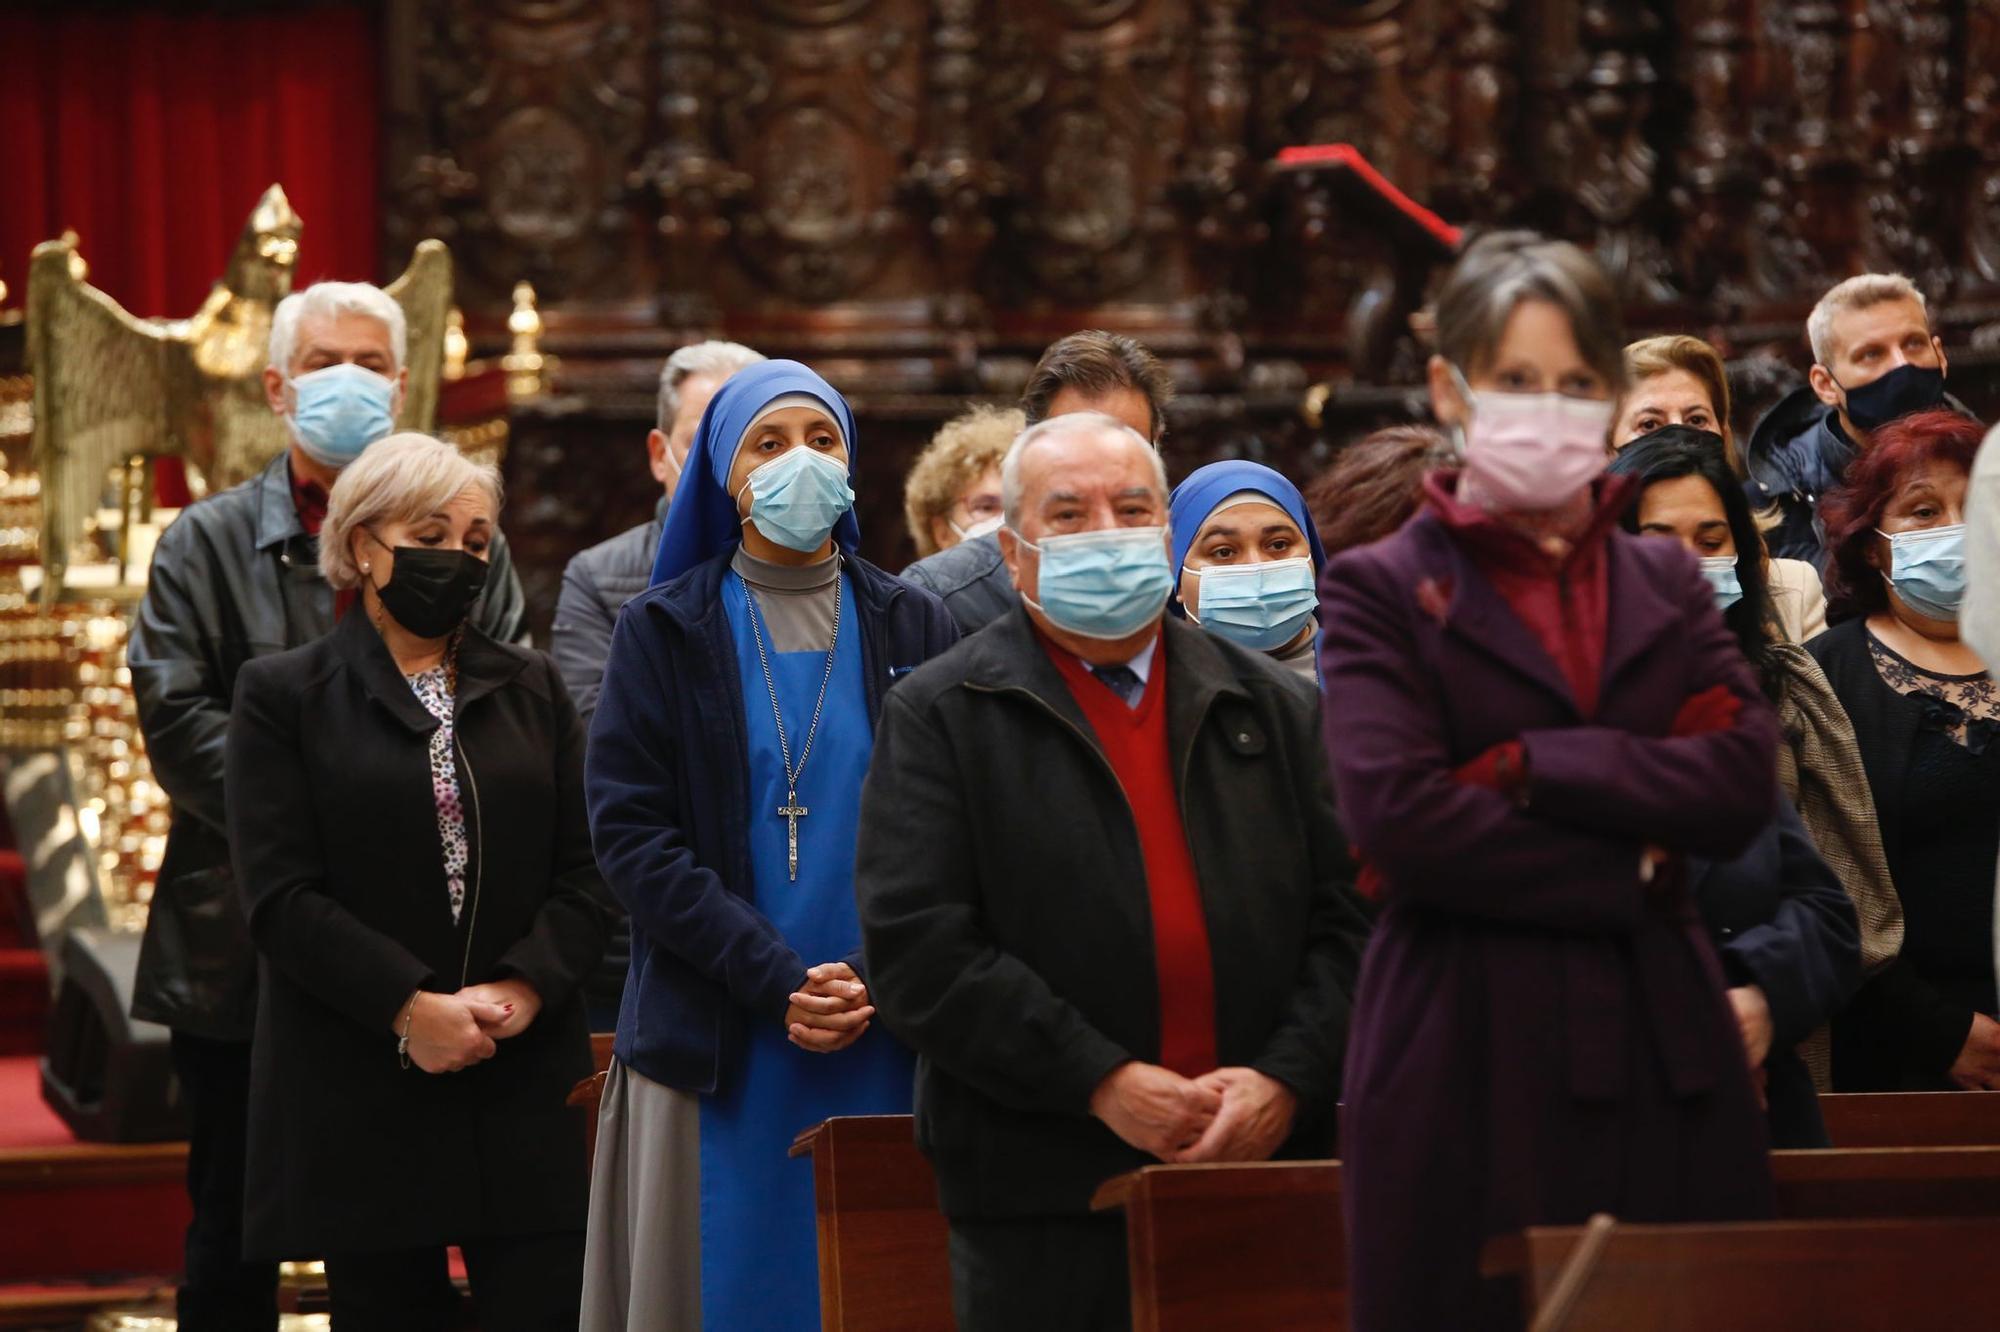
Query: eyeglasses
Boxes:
[{"xmin": 276, "ymin": 533, "xmax": 321, "ymax": 574}]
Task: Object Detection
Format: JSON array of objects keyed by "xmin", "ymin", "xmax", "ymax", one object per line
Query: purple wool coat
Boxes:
[{"xmin": 1320, "ymin": 503, "xmax": 1780, "ymax": 1331}]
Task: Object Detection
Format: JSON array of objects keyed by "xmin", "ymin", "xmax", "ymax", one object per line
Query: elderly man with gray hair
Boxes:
[
  {"xmin": 855, "ymin": 412, "xmax": 1370, "ymax": 1331},
  {"xmin": 551, "ymin": 339, "xmax": 765, "ymax": 724},
  {"xmin": 550, "ymin": 339, "xmax": 763, "ymax": 1028},
  {"xmin": 126, "ymin": 280, "xmax": 527, "ymax": 1330},
  {"xmin": 1746, "ymin": 272, "xmax": 1972, "ymax": 563}
]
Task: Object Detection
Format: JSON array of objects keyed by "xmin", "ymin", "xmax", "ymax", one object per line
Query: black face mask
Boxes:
[
  {"xmin": 1836, "ymin": 362, "xmax": 1946, "ymax": 432},
  {"xmin": 1623, "ymin": 424, "xmax": 1729, "ymax": 458},
  {"xmin": 367, "ymin": 533, "xmax": 488, "ymax": 639}
]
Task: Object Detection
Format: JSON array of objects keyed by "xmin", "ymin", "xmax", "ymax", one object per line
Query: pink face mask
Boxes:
[{"xmin": 1450, "ymin": 366, "xmax": 1615, "ymax": 513}]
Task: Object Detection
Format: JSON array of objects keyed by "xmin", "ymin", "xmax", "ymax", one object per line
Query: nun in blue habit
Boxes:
[
  {"xmin": 1167, "ymin": 459, "xmax": 1327, "ymax": 682},
  {"xmin": 580, "ymin": 360, "xmax": 958, "ymax": 1331}
]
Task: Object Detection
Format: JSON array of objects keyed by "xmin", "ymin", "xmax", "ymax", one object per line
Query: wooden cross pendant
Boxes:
[{"xmin": 778, "ymin": 790, "xmax": 809, "ymax": 882}]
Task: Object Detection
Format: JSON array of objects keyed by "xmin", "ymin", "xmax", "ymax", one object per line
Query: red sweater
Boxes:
[
  {"xmin": 291, "ymin": 461, "xmax": 358, "ymax": 621},
  {"xmin": 1044, "ymin": 634, "xmax": 1218, "ymax": 1079},
  {"xmin": 1423, "ymin": 470, "xmax": 1632, "ymax": 717}
]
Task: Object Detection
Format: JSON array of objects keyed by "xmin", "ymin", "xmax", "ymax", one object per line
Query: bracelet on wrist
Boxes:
[{"xmin": 397, "ymin": 992, "xmax": 421, "ymax": 1070}]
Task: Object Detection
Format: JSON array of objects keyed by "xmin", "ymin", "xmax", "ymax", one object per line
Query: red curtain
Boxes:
[{"xmin": 0, "ymin": 4, "xmax": 381, "ymax": 502}]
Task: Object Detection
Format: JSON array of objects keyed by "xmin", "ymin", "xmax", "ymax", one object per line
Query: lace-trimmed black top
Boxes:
[
  {"xmin": 1869, "ymin": 635, "xmax": 2000, "ymax": 753},
  {"xmin": 1866, "ymin": 631, "xmax": 2000, "ymax": 1042}
]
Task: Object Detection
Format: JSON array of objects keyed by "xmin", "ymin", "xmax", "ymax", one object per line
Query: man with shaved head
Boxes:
[{"xmin": 856, "ymin": 414, "xmax": 1369, "ymax": 1330}]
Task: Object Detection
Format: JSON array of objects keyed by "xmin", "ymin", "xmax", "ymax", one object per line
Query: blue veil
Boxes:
[
  {"xmin": 1166, "ymin": 459, "xmax": 1326, "ymax": 616},
  {"xmin": 650, "ymin": 359, "xmax": 862, "ymax": 586}
]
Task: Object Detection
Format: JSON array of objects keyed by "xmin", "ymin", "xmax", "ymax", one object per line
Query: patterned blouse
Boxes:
[
  {"xmin": 407, "ymin": 666, "xmax": 469, "ymax": 923},
  {"xmin": 1869, "ymin": 635, "xmax": 2000, "ymax": 754}
]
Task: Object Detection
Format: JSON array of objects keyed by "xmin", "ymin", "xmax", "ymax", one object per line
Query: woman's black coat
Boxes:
[{"xmin": 225, "ymin": 608, "xmax": 613, "ymax": 1258}]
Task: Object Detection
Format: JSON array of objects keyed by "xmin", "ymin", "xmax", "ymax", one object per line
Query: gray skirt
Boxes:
[{"xmin": 580, "ymin": 1059, "xmax": 704, "ymax": 1332}]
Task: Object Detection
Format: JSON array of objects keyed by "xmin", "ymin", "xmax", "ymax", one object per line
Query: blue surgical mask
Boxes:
[
  {"xmin": 1018, "ymin": 526, "xmax": 1173, "ymax": 641},
  {"xmin": 1877, "ymin": 522, "xmax": 1967, "ymax": 620},
  {"xmin": 1699, "ymin": 555, "xmax": 1743, "ymax": 612},
  {"xmin": 1190, "ymin": 557, "xmax": 1318, "ymax": 651},
  {"xmin": 287, "ymin": 363, "xmax": 397, "ymax": 469},
  {"xmin": 737, "ymin": 446, "xmax": 855, "ymax": 552}
]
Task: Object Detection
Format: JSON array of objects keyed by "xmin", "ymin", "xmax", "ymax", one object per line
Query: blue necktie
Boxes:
[{"xmin": 1089, "ymin": 664, "xmax": 1144, "ymax": 709}]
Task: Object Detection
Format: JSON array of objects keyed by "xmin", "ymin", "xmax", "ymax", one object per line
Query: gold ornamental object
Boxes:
[
  {"xmin": 501, "ymin": 280, "xmax": 547, "ymax": 400},
  {"xmin": 25, "ymin": 184, "xmax": 454, "ymax": 601}
]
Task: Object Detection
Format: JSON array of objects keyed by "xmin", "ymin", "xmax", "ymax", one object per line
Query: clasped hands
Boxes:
[
  {"xmin": 395, "ymin": 978, "xmax": 543, "ymax": 1075},
  {"xmin": 785, "ymin": 961, "xmax": 875, "ymax": 1053},
  {"xmin": 1089, "ymin": 1062, "xmax": 1298, "ymax": 1165}
]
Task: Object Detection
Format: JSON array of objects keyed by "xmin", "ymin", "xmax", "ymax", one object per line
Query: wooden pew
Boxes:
[
  {"xmin": 1819, "ymin": 1090, "xmax": 2000, "ymax": 1147},
  {"xmin": 1091, "ymin": 1160, "xmax": 1343, "ymax": 1332},
  {"xmin": 1772, "ymin": 1144, "xmax": 2000, "ymax": 1218},
  {"xmin": 775, "ymin": 1116, "xmax": 2000, "ymax": 1331},
  {"xmin": 1489, "ymin": 1214, "xmax": 2000, "ymax": 1331},
  {"xmin": 789, "ymin": 1116, "xmax": 953, "ymax": 1332},
  {"xmin": 1075, "ymin": 1147, "xmax": 2000, "ymax": 1332},
  {"xmin": 565, "ymin": 1032, "xmax": 618, "ymax": 1162}
]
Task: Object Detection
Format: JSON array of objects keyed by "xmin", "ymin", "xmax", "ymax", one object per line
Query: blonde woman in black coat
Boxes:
[{"xmin": 225, "ymin": 432, "xmax": 611, "ymax": 1331}]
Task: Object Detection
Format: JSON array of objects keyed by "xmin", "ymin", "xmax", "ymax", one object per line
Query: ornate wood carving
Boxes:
[
  {"xmin": 647, "ymin": 0, "xmax": 746, "ymax": 333},
  {"xmin": 903, "ymin": 0, "xmax": 1006, "ymax": 366},
  {"xmin": 383, "ymin": 1, "xmax": 652, "ymax": 310},
  {"xmin": 372, "ymin": 0, "xmax": 2000, "ymax": 629},
  {"xmin": 1968, "ymin": 0, "xmax": 2000, "ymax": 286},
  {"xmin": 1672, "ymin": 0, "xmax": 1752, "ymax": 303}
]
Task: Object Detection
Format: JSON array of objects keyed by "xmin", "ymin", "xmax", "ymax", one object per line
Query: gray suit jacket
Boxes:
[
  {"xmin": 900, "ymin": 532, "xmax": 1018, "ymax": 635},
  {"xmin": 550, "ymin": 501, "xmax": 666, "ymax": 726}
]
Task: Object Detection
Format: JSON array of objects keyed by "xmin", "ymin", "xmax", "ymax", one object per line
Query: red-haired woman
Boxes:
[{"xmin": 1808, "ymin": 408, "xmax": 1998, "ymax": 1091}]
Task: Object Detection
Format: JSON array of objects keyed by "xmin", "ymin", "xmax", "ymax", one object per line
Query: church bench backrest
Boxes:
[
  {"xmin": 1490, "ymin": 1215, "xmax": 2000, "ymax": 1331},
  {"xmin": 1818, "ymin": 1091, "xmax": 2000, "ymax": 1147}
]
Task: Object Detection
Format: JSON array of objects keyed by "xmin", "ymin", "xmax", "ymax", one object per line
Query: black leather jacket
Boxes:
[{"xmin": 128, "ymin": 453, "xmax": 527, "ymax": 1040}]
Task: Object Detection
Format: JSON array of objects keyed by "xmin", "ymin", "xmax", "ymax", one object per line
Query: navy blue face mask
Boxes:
[{"xmin": 1836, "ymin": 362, "xmax": 1946, "ymax": 432}]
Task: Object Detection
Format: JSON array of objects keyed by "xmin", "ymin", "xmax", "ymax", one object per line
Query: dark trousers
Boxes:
[
  {"xmin": 324, "ymin": 1231, "xmax": 585, "ymax": 1332},
  {"xmin": 170, "ymin": 1032, "xmax": 278, "ymax": 1332},
  {"xmin": 947, "ymin": 1214, "xmax": 1130, "ymax": 1332}
]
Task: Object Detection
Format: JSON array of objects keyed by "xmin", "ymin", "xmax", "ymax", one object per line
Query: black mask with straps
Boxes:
[
  {"xmin": 364, "ymin": 530, "xmax": 488, "ymax": 639},
  {"xmin": 1834, "ymin": 362, "xmax": 1946, "ymax": 433}
]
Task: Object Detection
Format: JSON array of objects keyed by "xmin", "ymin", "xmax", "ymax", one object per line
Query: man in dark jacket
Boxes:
[
  {"xmin": 1746, "ymin": 272, "xmax": 1965, "ymax": 563},
  {"xmin": 857, "ymin": 413, "xmax": 1369, "ymax": 1332},
  {"xmin": 901, "ymin": 330, "xmax": 1172, "ymax": 634},
  {"xmin": 550, "ymin": 340, "xmax": 764, "ymax": 1029},
  {"xmin": 127, "ymin": 281, "xmax": 525, "ymax": 1330}
]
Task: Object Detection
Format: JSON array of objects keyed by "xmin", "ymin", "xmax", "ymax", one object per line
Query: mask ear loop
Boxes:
[{"xmin": 1443, "ymin": 362, "xmax": 1476, "ymax": 461}]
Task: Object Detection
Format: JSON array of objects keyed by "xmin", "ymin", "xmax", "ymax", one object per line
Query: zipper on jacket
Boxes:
[{"xmin": 454, "ymin": 732, "xmax": 485, "ymax": 989}]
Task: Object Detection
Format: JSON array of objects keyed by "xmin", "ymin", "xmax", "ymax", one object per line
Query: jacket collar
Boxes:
[
  {"xmin": 331, "ymin": 602, "xmax": 531, "ymax": 733},
  {"xmin": 641, "ymin": 544, "xmax": 903, "ymax": 635},
  {"xmin": 1421, "ymin": 468, "xmax": 1633, "ymax": 574},
  {"xmin": 253, "ymin": 453, "xmax": 309, "ymax": 552},
  {"xmin": 1597, "ymin": 530, "xmax": 1687, "ymax": 693},
  {"xmin": 1744, "ymin": 387, "xmax": 1859, "ymax": 501},
  {"xmin": 959, "ymin": 605, "xmax": 1252, "ymax": 762},
  {"xmin": 1405, "ymin": 491, "xmax": 1677, "ymax": 716}
]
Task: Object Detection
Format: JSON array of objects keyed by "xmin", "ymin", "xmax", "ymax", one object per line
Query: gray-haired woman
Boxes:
[
  {"xmin": 1321, "ymin": 233, "xmax": 1780, "ymax": 1330},
  {"xmin": 224, "ymin": 432, "xmax": 612, "ymax": 1330}
]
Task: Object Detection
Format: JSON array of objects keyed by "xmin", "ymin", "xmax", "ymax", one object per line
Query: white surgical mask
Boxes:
[{"xmin": 950, "ymin": 513, "xmax": 1004, "ymax": 542}]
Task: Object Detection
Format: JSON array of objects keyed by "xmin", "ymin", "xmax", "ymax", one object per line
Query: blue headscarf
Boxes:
[
  {"xmin": 650, "ymin": 359, "xmax": 862, "ymax": 586},
  {"xmin": 1166, "ymin": 460, "xmax": 1326, "ymax": 616}
]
